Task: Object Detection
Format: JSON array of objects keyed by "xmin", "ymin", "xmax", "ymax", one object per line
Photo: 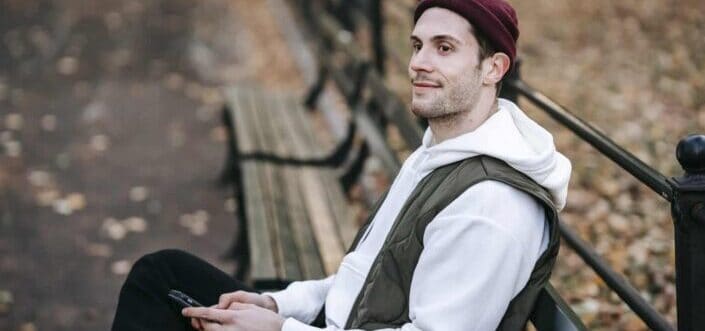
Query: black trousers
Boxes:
[
  {"xmin": 111, "ymin": 249, "xmax": 255, "ymax": 331},
  {"xmin": 111, "ymin": 249, "xmax": 325, "ymax": 331}
]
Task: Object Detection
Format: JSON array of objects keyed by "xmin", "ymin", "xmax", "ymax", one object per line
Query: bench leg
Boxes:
[
  {"xmin": 340, "ymin": 141, "xmax": 370, "ymax": 193},
  {"xmin": 219, "ymin": 105, "xmax": 239, "ymax": 186},
  {"xmin": 321, "ymin": 120, "xmax": 357, "ymax": 167},
  {"xmin": 218, "ymin": 104, "xmax": 250, "ymax": 279},
  {"xmin": 304, "ymin": 66, "xmax": 329, "ymax": 111},
  {"xmin": 226, "ymin": 163, "xmax": 249, "ymax": 281}
]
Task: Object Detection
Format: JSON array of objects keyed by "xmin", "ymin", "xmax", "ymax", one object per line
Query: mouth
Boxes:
[{"xmin": 412, "ymin": 81, "xmax": 441, "ymax": 89}]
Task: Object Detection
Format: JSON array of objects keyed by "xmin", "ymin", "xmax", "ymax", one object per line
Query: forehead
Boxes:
[{"xmin": 412, "ymin": 7, "xmax": 474, "ymax": 41}]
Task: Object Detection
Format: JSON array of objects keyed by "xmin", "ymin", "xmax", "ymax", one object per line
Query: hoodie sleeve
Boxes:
[
  {"xmin": 275, "ymin": 181, "xmax": 548, "ymax": 331},
  {"xmin": 263, "ymin": 275, "xmax": 335, "ymax": 324}
]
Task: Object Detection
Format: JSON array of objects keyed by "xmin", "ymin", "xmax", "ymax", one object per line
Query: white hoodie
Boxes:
[{"xmin": 266, "ymin": 99, "xmax": 572, "ymax": 331}]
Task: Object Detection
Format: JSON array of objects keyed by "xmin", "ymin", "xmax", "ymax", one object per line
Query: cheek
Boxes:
[
  {"xmin": 455, "ymin": 62, "xmax": 483, "ymax": 82},
  {"xmin": 439, "ymin": 58, "xmax": 470, "ymax": 80}
]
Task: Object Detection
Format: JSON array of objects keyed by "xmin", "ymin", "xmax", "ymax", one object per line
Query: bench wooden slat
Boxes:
[
  {"xmin": 225, "ymin": 88, "xmax": 258, "ymax": 154},
  {"xmin": 227, "ymin": 87, "xmax": 278, "ymax": 281},
  {"xmin": 241, "ymin": 162, "xmax": 280, "ymax": 281},
  {"xmin": 251, "ymin": 90, "xmax": 302, "ymax": 279},
  {"xmin": 267, "ymin": 96, "xmax": 328, "ymax": 280},
  {"xmin": 286, "ymin": 94, "xmax": 358, "ymax": 249},
  {"xmin": 282, "ymin": 165, "xmax": 327, "ymax": 279},
  {"xmin": 290, "ymin": 98, "xmax": 359, "ymax": 249},
  {"xmin": 273, "ymin": 94, "xmax": 347, "ymax": 275},
  {"xmin": 320, "ymin": 170, "xmax": 358, "ymax": 249},
  {"xmin": 300, "ymin": 168, "xmax": 345, "ymax": 274},
  {"xmin": 241, "ymin": 88, "xmax": 285, "ymax": 280},
  {"xmin": 241, "ymin": 89, "xmax": 278, "ymax": 275}
]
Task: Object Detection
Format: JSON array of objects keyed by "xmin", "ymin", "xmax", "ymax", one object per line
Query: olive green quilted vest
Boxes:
[{"xmin": 343, "ymin": 156, "xmax": 560, "ymax": 330}]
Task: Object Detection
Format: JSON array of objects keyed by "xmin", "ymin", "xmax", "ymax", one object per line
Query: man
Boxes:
[{"xmin": 111, "ymin": 0, "xmax": 572, "ymax": 330}]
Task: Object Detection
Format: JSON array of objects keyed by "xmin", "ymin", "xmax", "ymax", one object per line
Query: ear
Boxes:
[{"xmin": 482, "ymin": 52, "xmax": 511, "ymax": 85}]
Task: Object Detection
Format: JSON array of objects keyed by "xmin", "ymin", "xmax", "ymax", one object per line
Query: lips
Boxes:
[{"xmin": 412, "ymin": 81, "xmax": 441, "ymax": 88}]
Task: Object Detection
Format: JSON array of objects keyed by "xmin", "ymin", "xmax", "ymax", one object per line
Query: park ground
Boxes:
[{"xmin": 0, "ymin": 0, "xmax": 304, "ymax": 330}]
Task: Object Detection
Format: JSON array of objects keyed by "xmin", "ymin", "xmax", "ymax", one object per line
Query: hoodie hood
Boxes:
[{"xmin": 412, "ymin": 98, "xmax": 572, "ymax": 210}]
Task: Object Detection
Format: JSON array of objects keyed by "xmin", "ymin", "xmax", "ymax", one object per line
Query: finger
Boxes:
[
  {"xmin": 202, "ymin": 320, "xmax": 221, "ymax": 331},
  {"xmin": 192, "ymin": 318, "xmax": 206, "ymax": 331},
  {"xmin": 217, "ymin": 291, "xmax": 246, "ymax": 309},
  {"xmin": 202, "ymin": 317, "xmax": 228, "ymax": 331},
  {"xmin": 193, "ymin": 316, "xmax": 213, "ymax": 330},
  {"xmin": 182, "ymin": 307, "xmax": 231, "ymax": 323},
  {"xmin": 228, "ymin": 302, "xmax": 256, "ymax": 310}
]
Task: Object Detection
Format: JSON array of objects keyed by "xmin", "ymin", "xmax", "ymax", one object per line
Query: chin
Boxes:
[
  {"xmin": 410, "ymin": 103, "xmax": 432, "ymax": 118},
  {"xmin": 411, "ymin": 95, "xmax": 433, "ymax": 111}
]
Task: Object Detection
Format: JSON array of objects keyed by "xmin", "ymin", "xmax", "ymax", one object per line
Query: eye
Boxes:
[
  {"xmin": 412, "ymin": 42, "xmax": 422, "ymax": 52},
  {"xmin": 438, "ymin": 44, "xmax": 453, "ymax": 54}
]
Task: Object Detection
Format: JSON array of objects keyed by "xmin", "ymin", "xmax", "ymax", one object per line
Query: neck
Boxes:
[{"xmin": 428, "ymin": 90, "xmax": 498, "ymax": 145}]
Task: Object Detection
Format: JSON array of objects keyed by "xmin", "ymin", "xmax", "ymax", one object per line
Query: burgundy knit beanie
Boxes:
[{"xmin": 414, "ymin": 0, "xmax": 519, "ymax": 68}]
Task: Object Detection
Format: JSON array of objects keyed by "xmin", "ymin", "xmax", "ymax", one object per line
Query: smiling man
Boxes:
[{"xmin": 112, "ymin": 1, "xmax": 571, "ymax": 330}]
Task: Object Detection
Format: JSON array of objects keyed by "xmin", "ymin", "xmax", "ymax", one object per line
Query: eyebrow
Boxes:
[{"xmin": 410, "ymin": 34, "xmax": 463, "ymax": 45}]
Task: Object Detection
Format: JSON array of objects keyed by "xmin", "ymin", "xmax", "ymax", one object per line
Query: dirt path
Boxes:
[{"xmin": 0, "ymin": 0, "xmax": 305, "ymax": 330}]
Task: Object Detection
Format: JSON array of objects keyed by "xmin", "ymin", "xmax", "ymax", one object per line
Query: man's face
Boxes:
[{"xmin": 409, "ymin": 8, "xmax": 485, "ymax": 120}]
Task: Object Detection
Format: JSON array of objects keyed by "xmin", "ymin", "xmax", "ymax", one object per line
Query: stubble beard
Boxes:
[{"xmin": 411, "ymin": 70, "xmax": 481, "ymax": 125}]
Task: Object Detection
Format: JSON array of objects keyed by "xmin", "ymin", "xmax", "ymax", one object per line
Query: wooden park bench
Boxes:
[{"xmin": 220, "ymin": 86, "xmax": 361, "ymax": 290}]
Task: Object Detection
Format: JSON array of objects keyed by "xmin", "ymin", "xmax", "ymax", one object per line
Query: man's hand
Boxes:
[
  {"xmin": 188, "ymin": 291, "xmax": 279, "ymax": 330},
  {"xmin": 182, "ymin": 303, "xmax": 285, "ymax": 331},
  {"xmin": 216, "ymin": 291, "xmax": 278, "ymax": 312}
]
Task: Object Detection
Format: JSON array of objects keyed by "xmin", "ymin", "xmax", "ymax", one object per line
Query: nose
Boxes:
[{"xmin": 409, "ymin": 47, "xmax": 433, "ymax": 75}]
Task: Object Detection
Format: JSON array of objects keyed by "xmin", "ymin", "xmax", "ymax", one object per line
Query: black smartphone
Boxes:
[{"xmin": 168, "ymin": 289, "xmax": 204, "ymax": 309}]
